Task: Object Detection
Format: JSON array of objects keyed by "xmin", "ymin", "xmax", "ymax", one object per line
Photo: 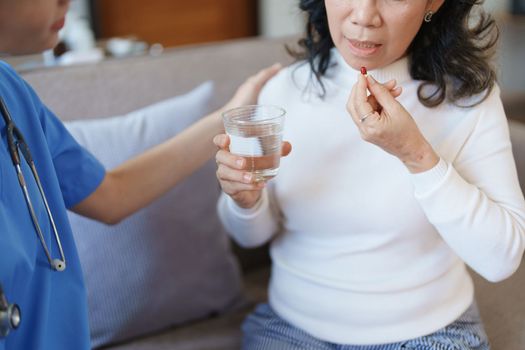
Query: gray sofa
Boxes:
[{"xmin": 21, "ymin": 36, "xmax": 525, "ymax": 350}]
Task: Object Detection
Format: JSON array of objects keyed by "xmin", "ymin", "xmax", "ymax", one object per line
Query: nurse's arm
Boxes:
[
  {"xmin": 69, "ymin": 64, "xmax": 282, "ymax": 225},
  {"xmin": 71, "ymin": 110, "xmax": 222, "ymax": 225}
]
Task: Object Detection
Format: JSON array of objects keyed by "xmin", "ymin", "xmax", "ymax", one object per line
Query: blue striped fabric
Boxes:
[{"xmin": 242, "ymin": 302, "xmax": 490, "ymax": 350}]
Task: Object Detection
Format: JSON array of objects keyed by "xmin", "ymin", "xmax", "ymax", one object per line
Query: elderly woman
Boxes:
[{"xmin": 214, "ymin": 1, "xmax": 525, "ymax": 349}]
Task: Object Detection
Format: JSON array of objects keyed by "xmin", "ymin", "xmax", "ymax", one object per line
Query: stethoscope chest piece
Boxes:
[{"xmin": 0, "ymin": 284, "xmax": 21, "ymax": 339}]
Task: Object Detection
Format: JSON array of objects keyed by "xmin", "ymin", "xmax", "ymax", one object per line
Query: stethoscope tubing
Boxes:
[{"xmin": 0, "ymin": 96, "xmax": 66, "ymax": 271}]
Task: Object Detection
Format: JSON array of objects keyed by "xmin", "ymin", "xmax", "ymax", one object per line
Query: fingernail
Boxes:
[
  {"xmin": 367, "ymin": 75, "xmax": 376, "ymax": 84},
  {"xmin": 243, "ymin": 173, "xmax": 252, "ymax": 182},
  {"xmin": 236, "ymin": 159, "xmax": 245, "ymax": 167}
]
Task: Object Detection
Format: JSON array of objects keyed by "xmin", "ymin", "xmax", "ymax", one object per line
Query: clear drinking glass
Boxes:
[{"xmin": 222, "ymin": 105, "xmax": 286, "ymax": 181}]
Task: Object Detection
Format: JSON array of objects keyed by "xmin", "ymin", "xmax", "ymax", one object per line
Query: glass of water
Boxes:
[{"xmin": 222, "ymin": 105, "xmax": 286, "ymax": 181}]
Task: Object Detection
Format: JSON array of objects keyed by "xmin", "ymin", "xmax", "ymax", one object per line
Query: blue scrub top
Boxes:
[{"xmin": 0, "ymin": 62, "xmax": 105, "ymax": 349}]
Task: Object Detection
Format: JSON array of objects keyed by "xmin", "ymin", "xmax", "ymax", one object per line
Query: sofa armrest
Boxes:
[{"xmin": 509, "ymin": 119, "xmax": 525, "ymax": 195}]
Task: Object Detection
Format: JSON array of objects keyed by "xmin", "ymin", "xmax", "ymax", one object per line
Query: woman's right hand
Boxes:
[
  {"xmin": 348, "ymin": 74, "xmax": 439, "ymax": 173},
  {"xmin": 214, "ymin": 134, "xmax": 292, "ymax": 209}
]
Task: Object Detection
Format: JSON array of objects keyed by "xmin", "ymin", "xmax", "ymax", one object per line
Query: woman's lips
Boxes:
[
  {"xmin": 347, "ymin": 39, "xmax": 382, "ymax": 57},
  {"xmin": 51, "ymin": 17, "xmax": 66, "ymax": 32}
]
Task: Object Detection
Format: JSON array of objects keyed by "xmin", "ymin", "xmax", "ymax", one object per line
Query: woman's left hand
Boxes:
[{"xmin": 347, "ymin": 74, "xmax": 439, "ymax": 173}]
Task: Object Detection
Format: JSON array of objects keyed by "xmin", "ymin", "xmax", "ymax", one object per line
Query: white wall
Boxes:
[
  {"xmin": 70, "ymin": 0, "xmax": 90, "ymax": 20},
  {"xmin": 258, "ymin": 0, "xmax": 305, "ymax": 38}
]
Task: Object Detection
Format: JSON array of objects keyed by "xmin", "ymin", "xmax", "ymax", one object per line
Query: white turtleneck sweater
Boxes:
[{"xmin": 218, "ymin": 50, "xmax": 525, "ymax": 344}]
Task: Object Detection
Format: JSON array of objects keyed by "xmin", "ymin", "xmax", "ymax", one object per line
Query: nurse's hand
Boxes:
[
  {"xmin": 347, "ymin": 74, "xmax": 439, "ymax": 173},
  {"xmin": 214, "ymin": 135, "xmax": 292, "ymax": 209},
  {"xmin": 221, "ymin": 63, "xmax": 282, "ymax": 112}
]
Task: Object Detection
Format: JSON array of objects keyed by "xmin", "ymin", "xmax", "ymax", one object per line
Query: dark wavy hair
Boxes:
[{"xmin": 289, "ymin": 0, "xmax": 499, "ymax": 107}]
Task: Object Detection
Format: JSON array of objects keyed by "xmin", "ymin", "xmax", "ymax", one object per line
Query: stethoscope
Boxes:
[
  {"xmin": 0, "ymin": 96, "xmax": 71, "ymax": 338},
  {"xmin": 0, "ymin": 96, "xmax": 66, "ymax": 273},
  {"xmin": 0, "ymin": 283, "xmax": 20, "ymax": 339}
]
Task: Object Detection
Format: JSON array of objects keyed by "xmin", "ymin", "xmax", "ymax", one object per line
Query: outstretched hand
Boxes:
[
  {"xmin": 347, "ymin": 74, "xmax": 439, "ymax": 173},
  {"xmin": 222, "ymin": 63, "xmax": 282, "ymax": 112}
]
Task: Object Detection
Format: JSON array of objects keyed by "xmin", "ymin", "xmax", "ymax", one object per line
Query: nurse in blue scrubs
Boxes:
[{"xmin": 0, "ymin": 1, "xmax": 289, "ymax": 349}]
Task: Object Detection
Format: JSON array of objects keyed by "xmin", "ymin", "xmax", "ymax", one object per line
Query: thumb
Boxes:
[
  {"xmin": 366, "ymin": 75, "xmax": 398, "ymax": 111},
  {"xmin": 281, "ymin": 141, "xmax": 292, "ymax": 157},
  {"xmin": 213, "ymin": 134, "xmax": 230, "ymax": 150}
]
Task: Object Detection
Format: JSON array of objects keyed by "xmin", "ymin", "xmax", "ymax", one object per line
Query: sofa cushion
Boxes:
[
  {"xmin": 65, "ymin": 81, "xmax": 243, "ymax": 348},
  {"xmin": 102, "ymin": 267, "xmax": 271, "ymax": 350}
]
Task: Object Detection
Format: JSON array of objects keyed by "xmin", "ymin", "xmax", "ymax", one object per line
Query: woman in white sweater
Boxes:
[{"xmin": 214, "ymin": 0, "xmax": 525, "ymax": 349}]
